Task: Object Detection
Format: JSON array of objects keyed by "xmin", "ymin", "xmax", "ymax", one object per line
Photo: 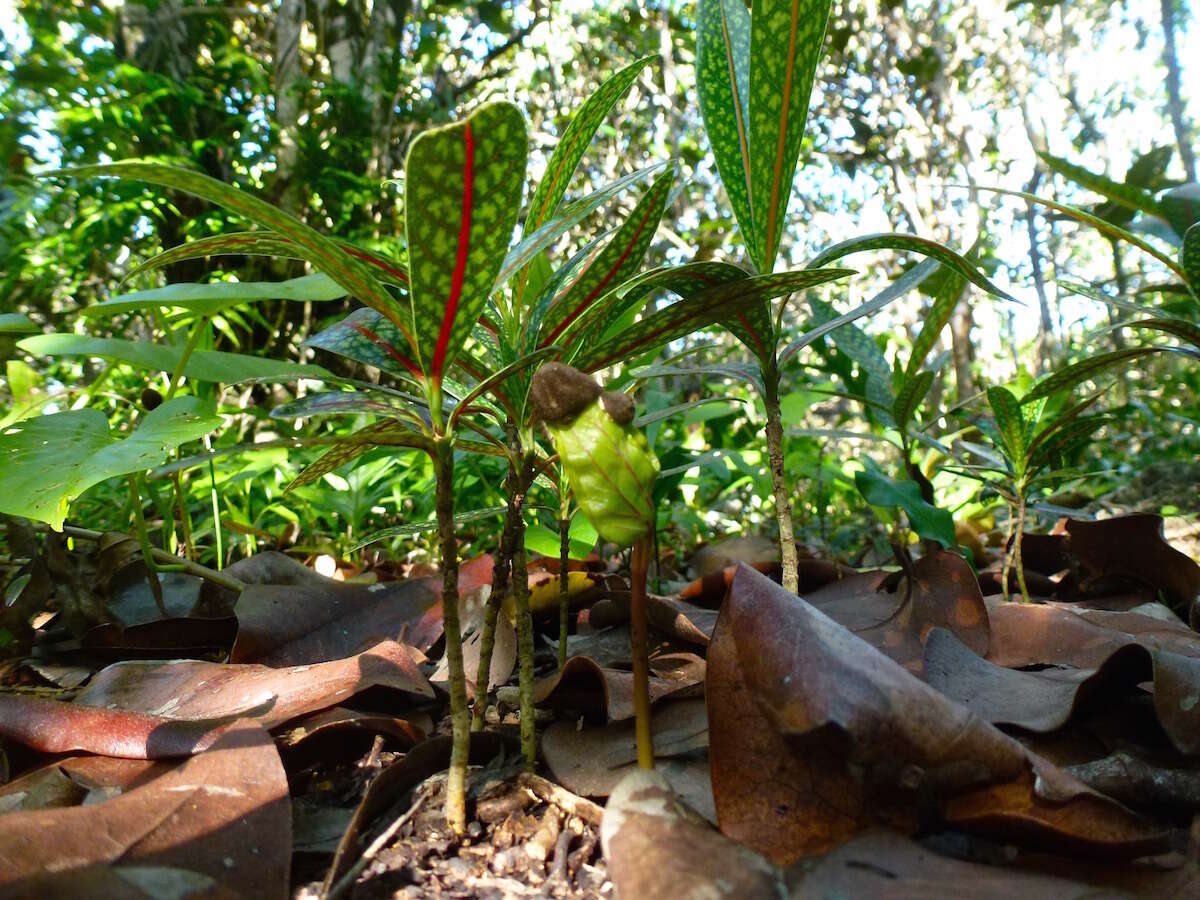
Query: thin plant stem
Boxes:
[
  {"xmin": 433, "ymin": 437, "xmax": 469, "ymax": 834},
  {"xmin": 763, "ymin": 367, "xmax": 799, "ymax": 594},
  {"xmin": 999, "ymin": 501, "xmax": 1015, "ymax": 604},
  {"xmin": 1014, "ymin": 493, "xmax": 1031, "ymax": 602},
  {"xmin": 205, "ymin": 436, "xmax": 224, "ymax": 569},
  {"xmin": 558, "ymin": 511, "xmax": 570, "ymax": 669},
  {"xmin": 128, "ymin": 474, "xmax": 168, "ymax": 618},
  {"xmin": 512, "ymin": 488, "xmax": 537, "ymax": 769},
  {"xmin": 630, "ymin": 535, "xmax": 655, "ymax": 769}
]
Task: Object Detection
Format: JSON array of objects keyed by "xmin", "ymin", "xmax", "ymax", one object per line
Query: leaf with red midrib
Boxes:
[{"xmin": 405, "ymin": 102, "xmax": 527, "ymax": 385}]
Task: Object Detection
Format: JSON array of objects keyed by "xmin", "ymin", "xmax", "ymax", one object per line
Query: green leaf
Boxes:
[
  {"xmin": 854, "ymin": 460, "xmax": 956, "ymax": 549},
  {"xmin": 285, "ymin": 420, "xmax": 432, "ymax": 492},
  {"xmin": 747, "ymin": 0, "xmax": 832, "ymax": 272},
  {"xmin": 893, "ymin": 370, "xmax": 933, "ymax": 432},
  {"xmin": 352, "ymin": 506, "xmax": 508, "ymax": 552},
  {"xmin": 19, "ymin": 334, "xmax": 330, "ymax": 382},
  {"xmin": 808, "ymin": 296, "xmax": 893, "ymax": 416},
  {"xmin": 906, "ymin": 267, "xmax": 966, "ymax": 379},
  {"xmin": 1023, "ymin": 348, "xmax": 1161, "ymax": 403},
  {"xmin": 1182, "ymin": 223, "xmax": 1200, "ymax": 292},
  {"xmin": 524, "ymin": 56, "xmax": 655, "ymax": 238},
  {"xmin": 1160, "ymin": 184, "xmax": 1200, "ymax": 239},
  {"xmin": 986, "ymin": 386, "xmax": 1026, "ymax": 463},
  {"xmin": 54, "ymin": 162, "xmax": 415, "ymax": 345},
  {"xmin": 83, "ymin": 274, "xmax": 347, "ymax": 318},
  {"xmin": 306, "ymin": 308, "xmax": 421, "ymax": 378},
  {"xmin": 696, "ymin": 0, "xmax": 758, "ymax": 266},
  {"xmin": 525, "ymin": 516, "xmax": 597, "ymax": 560},
  {"xmin": 632, "ymin": 396, "xmax": 746, "ymax": 428},
  {"xmin": 124, "ymin": 232, "xmax": 306, "ymax": 282},
  {"xmin": 538, "ymin": 166, "xmax": 676, "ymax": 346},
  {"xmin": 1125, "ymin": 316, "xmax": 1200, "ymax": 350},
  {"xmin": 405, "ymin": 101, "xmax": 528, "ymax": 383},
  {"xmin": 1037, "ymin": 150, "xmax": 1162, "ymax": 220},
  {"xmin": 558, "ymin": 261, "xmax": 750, "ymax": 352},
  {"xmin": 574, "ymin": 268, "xmax": 853, "ymax": 371},
  {"xmin": 0, "ymin": 314, "xmax": 39, "ymax": 334},
  {"xmin": 806, "ymin": 233, "xmax": 1016, "ymax": 302},
  {"xmin": 1027, "ymin": 415, "xmax": 1111, "ymax": 475},
  {"xmin": 270, "ymin": 389, "xmax": 427, "ymax": 425},
  {"xmin": 0, "ymin": 397, "xmax": 221, "ymax": 530},
  {"xmin": 973, "ymin": 186, "xmax": 1186, "ymax": 279},
  {"xmin": 447, "ymin": 345, "xmax": 559, "ymax": 432},
  {"xmin": 497, "ymin": 163, "xmax": 665, "ymax": 292},
  {"xmin": 630, "ymin": 361, "xmax": 764, "ymax": 392}
]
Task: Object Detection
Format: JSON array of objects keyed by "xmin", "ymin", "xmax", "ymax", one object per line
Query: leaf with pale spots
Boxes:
[{"xmin": 405, "ymin": 101, "xmax": 528, "ymax": 383}]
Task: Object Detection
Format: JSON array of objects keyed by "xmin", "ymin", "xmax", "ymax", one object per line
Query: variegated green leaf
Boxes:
[
  {"xmin": 906, "ymin": 267, "xmax": 966, "ymax": 379},
  {"xmin": 270, "ymin": 389, "xmax": 427, "ymax": 425},
  {"xmin": 351, "ymin": 505, "xmax": 509, "ymax": 552},
  {"xmin": 893, "ymin": 369, "xmax": 933, "ymax": 432},
  {"xmin": 1160, "ymin": 184, "xmax": 1200, "ymax": 240},
  {"xmin": 1182, "ymin": 223, "xmax": 1200, "ymax": 292},
  {"xmin": 1126, "ymin": 316, "xmax": 1200, "ymax": 350},
  {"xmin": 574, "ymin": 268, "xmax": 853, "ymax": 371},
  {"xmin": 55, "ymin": 163, "xmax": 415, "ymax": 343},
  {"xmin": 286, "ymin": 420, "xmax": 431, "ymax": 492},
  {"xmin": 1027, "ymin": 415, "xmax": 1111, "ymax": 475},
  {"xmin": 83, "ymin": 274, "xmax": 346, "ymax": 318},
  {"xmin": 807, "ymin": 233, "xmax": 1015, "ymax": 302},
  {"xmin": 696, "ymin": 0, "xmax": 758, "ymax": 266},
  {"xmin": 1023, "ymin": 348, "xmax": 1160, "ymax": 403},
  {"xmin": 1037, "ymin": 150, "xmax": 1162, "ymax": 219},
  {"xmin": 306, "ymin": 308, "xmax": 422, "ymax": 379},
  {"xmin": 973, "ymin": 186, "xmax": 1185, "ymax": 279},
  {"xmin": 447, "ymin": 345, "xmax": 559, "ymax": 432},
  {"xmin": 524, "ymin": 57, "xmax": 655, "ymax": 237},
  {"xmin": 748, "ymin": 0, "xmax": 832, "ymax": 272},
  {"xmin": 809, "ymin": 296, "xmax": 893, "ymax": 420},
  {"xmin": 538, "ymin": 166, "xmax": 676, "ymax": 347},
  {"xmin": 19, "ymin": 333, "xmax": 329, "ymax": 382},
  {"xmin": 986, "ymin": 386, "xmax": 1026, "ymax": 465},
  {"xmin": 496, "ymin": 163, "xmax": 665, "ymax": 292},
  {"xmin": 558, "ymin": 261, "xmax": 750, "ymax": 351},
  {"xmin": 405, "ymin": 101, "xmax": 527, "ymax": 385}
]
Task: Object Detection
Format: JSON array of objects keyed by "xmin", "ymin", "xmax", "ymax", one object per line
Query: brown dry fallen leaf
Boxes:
[
  {"xmin": 533, "ymin": 652, "xmax": 705, "ymax": 723},
  {"xmin": 707, "ymin": 564, "xmax": 1165, "ymax": 865},
  {"xmin": 805, "ymin": 550, "xmax": 989, "ymax": 674},
  {"xmin": 73, "ymin": 639, "xmax": 432, "ymax": 729},
  {"xmin": 0, "ymin": 719, "xmax": 291, "ymax": 899},
  {"xmin": 1063, "ymin": 514, "xmax": 1200, "ymax": 608}
]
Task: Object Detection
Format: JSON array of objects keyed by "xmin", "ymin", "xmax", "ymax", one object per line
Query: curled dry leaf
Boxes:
[
  {"xmin": 1063, "ymin": 514, "xmax": 1200, "ymax": 608},
  {"xmin": 0, "ymin": 757, "xmax": 170, "ymax": 813},
  {"xmin": 543, "ymin": 699, "xmax": 715, "ymax": 822},
  {"xmin": 0, "ymin": 720, "xmax": 291, "ymax": 899},
  {"xmin": 707, "ymin": 564, "xmax": 1165, "ymax": 865},
  {"xmin": 805, "ymin": 550, "xmax": 989, "ymax": 674},
  {"xmin": 74, "ymin": 639, "xmax": 432, "ymax": 729},
  {"xmin": 602, "ymin": 770, "xmax": 785, "ymax": 900},
  {"xmin": 533, "ymin": 652, "xmax": 705, "ymax": 722}
]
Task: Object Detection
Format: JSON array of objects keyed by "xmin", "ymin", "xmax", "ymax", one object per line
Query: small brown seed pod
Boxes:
[
  {"xmin": 140, "ymin": 387, "xmax": 164, "ymax": 411},
  {"xmin": 530, "ymin": 362, "xmax": 602, "ymax": 424}
]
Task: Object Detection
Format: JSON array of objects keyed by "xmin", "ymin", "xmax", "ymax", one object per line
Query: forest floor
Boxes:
[{"xmin": 3, "ymin": 498, "xmax": 1200, "ymax": 898}]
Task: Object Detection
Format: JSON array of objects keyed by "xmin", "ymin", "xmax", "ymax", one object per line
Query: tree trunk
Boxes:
[
  {"xmin": 1161, "ymin": 0, "xmax": 1197, "ymax": 181},
  {"xmin": 272, "ymin": 0, "xmax": 305, "ymax": 214}
]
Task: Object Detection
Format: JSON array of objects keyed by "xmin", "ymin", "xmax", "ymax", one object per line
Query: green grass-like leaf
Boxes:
[{"xmin": 83, "ymin": 273, "xmax": 346, "ymax": 318}]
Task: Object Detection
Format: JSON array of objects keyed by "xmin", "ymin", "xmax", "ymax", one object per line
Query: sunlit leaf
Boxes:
[
  {"xmin": 986, "ymin": 386, "xmax": 1026, "ymax": 464},
  {"xmin": 1182, "ymin": 223, "xmax": 1200, "ymax": 292},
  {"xmin": 19, "ymin": 333, "xmax": 329, "ymax": 382},
  {"xmin": 1023, "ymin": 348, "xmax": 1160, "ymax": 403},
  {"xmin": 1159, "ymin": 184, "xmax": 1200, "ymax": 239},
  {"xmin": 306, "ymin": 308, "xmax": 422, "ymax": 378},
  {"xmin": 405, "ymin": 101, "xmax": 527, "ymax": 384},
  {"xmin": 0, "ymin": 314, "xmax": 39, "ymax": 334},
  {"xmin": 285, "ymin": 420, "xmax": 431, "ymax": 492},
  {"xmin": 855, "ymin": 459, "xmax": 956, "ymax": 549},
  {"xmin": 1125, "ymin": 316, "xmax": 1200, "ymax": 350},
  {"xmin": 906, "ymin": 266, "xmax": 966, "ymax": 379},
  {"xmin": 0, "ymin": 398, "xmax": 221, "ymax": 530},
  {"xmin": 83, "ymin": 273, "xmax": 346, "ymax": 318},
  {"xmin": 1037, "ymin": 150, "xmax": 1162, "ymax": 219},
  {"xmin": 893, "ymin": 370, "xmax": 933, "ymax": 432}
]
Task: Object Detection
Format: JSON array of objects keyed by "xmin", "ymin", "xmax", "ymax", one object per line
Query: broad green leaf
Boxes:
[
  {"xmin": 986, "ymin": 386, "xmax": 1026, "ymax": 464},
  {"xmin": 525, "ymin": 518, "xmax": 598, "ymax": 561},
  {"xmin": 55, "ymin": 162, "xmax": 415, "ymax": 344},
  {"xmin": 1160, "ymin": 184, "xmax": 1200, "ymax": 239},
  {"xmin": 1183, "ymin": 223, "xmax": 1200, "ymax": 292},
  {"xmin": 854, "ymin": 460, "xmax": 956, "ymax": 549},
  {"xmin": 538, "ymin": 166, "xmax": 676, "ymax": 346},
  {"xmin": 747, "ymin": 0, "xmax": 832, "ymax": 272},
  {"xmin": 405, "ymin": 101, "xmax": 527, "ymax": 383},
  {"xmin": 1037, "ymin": 150, "xmax": 1162, "ymax": 219},
  {"xmin": 497, "ymin": 163, "xmax": 666, "ymax": 292},
  {"xmin": 306, "ymin": 308, "xmax": 421, "ymax": 378},
  {"xmin": 696, "ymin": 0, "xmax": 758, "ymax": 265},
  {"xmin": 83, "ymin": 273, "xmax": 346, "ymax": 318},
  {"xmin": 893, "ymin": 370, "xmax": 933, "ymax": 432},
  {"xmin": 19, "ymin": 334, "xmax": 330, "ymax": 382},
  {"xmin": 973, "ymin": 186, "xmax": 1185, "ymax": 279},
  {"xmin": 558, "ymin": 261, "xmax": 751, "ymax": 352},
  {"xmin": 0, "ymin": 314, "xmax": 39, "ymax": 334},
  {"xmin": 523, "ymin": 57, "xmax": 655, "ymax": 238},
  {"xmin": 1023, "ymin": 348, "xmax": 1160, "ymax": 403},
  {"xmin": 286, "ymin": 420, "xmax": 432, "ymax": 492},
  {"xmin": 0, "ymin": 398, "xmax": 220, "ymax": 530},
  {"xmin": 806, "ymin": 233, "xmax": 1016, "ymax": 302},
  {"xmin": 574, "ymin": 268, "xmax": 853, "ymax": 371},
  {"xmin": 906, "ymin": 267, "xmax": 966, "ymax": 379},
  {"xmin": 1126, "ymin": 316, "xmax": 1200, "ymax": 350},
  {"xmin": 353, "ymin": 505, "xmax": 509, "ymax": 552}
]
